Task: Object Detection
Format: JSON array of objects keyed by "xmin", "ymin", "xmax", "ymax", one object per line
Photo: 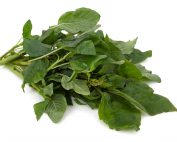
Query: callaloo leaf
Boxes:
[
  {"xmin": 23, "ymin": 39, "xmax": 52, "ymax": 57},
  {"xmin": 61, "ymin": 75, "xmax": 90, "ymax": 95},
  {"xmin": 76, "ymin": 40, "xmax": 96, "ymax": 55},
  {"xmin": 58, "ymin": 8, "xmax": 100, "ymax": 33},
  {"xmin": 136, "ymin": 64, "xmax": 161, "ymax": 83},
  {"xmin": 112, "ymin": 38, "xmax": 137, "ymax": 54},
  {"xmin": 23, "ymin": 20, "xmax": 32, "ymax": 38},
  {"xmin": 122, "ymin": 82, "xmax": 176, "ymax": 115},
  {"xmin": 34, "ymin": 101, "xmax": 48, "ymax": 120},
  {"xmin": 0, "ymin": 7, "xmax": 176, "ymax": 132},
  {"xmin": 22, "ymin": 59, "xmax": 49, "ymax": 84},
  {"xmin": 126, "ymin": 49, "xmax": 152, "ymax": 63},
  {"xmin": 99, "ymin": 92, "xmax": 141, "ymax": 130},
  {"xmin": 118, "ymin": 61, "xmax": 142, "ymax": 79},
  {"xmin": 40, "ymin": 83, "xmax": 53, "ymax": 96},
  {"xmin": 46, "ymin": 93, "xmax": 67, "ymax": 123}
]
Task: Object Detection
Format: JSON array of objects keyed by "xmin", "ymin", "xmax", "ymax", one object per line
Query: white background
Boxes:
[{"xmin": 0, "ymin": 0, "xmax": 177, "ymax": 141}]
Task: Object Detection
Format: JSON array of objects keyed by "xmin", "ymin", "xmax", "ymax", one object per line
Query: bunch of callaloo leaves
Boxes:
[{"xmin": 0, "ymin": 8, "xmax": 176, "ymax": 131}]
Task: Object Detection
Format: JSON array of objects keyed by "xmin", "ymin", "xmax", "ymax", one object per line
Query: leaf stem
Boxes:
[
  {"xmin": 0, "ymin": 50, "xmax": 25, "ymax": 65},
  {"xmin": 29, "ymin": 46, "xmax": 64, "ymax": 62},
  {"xmin": 47, "ymin": 52, "xmax": 73, "ymax": 71},
  {"xmin": 52, "ymin": 62, "xmax": 69, "ymax": 69},
  {"xmin": 0, "ymin": 42, "xmax": 23, "ymax": 60}
]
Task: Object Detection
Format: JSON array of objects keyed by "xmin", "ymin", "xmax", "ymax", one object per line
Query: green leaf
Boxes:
[
  {"xmin": 96, "ymin": 35, "xmax": 125, "ymax": 61},
  {"xmin": 34, "ymin": 101, "xmax": 48, "ymax": 120},
  {"xmin": 23, "ymin": 20, "xmax": 32, "ymax": 38},
  {"xmin": 40, "ymin": 83, "xmax": 53, "ymax": 96},
  {"xmin": 23, "ymin": 39, "xmax": 52, "ymax": 57},
  {"xmin": 76, "ymin": 40, "xmax": 96, "ymax": 55},
  {"xmin": 61, "ymin": 75, "xmax": 90, "ymax": 95},
  {"xmin": 136, "ymin": 64, "xmax": 161, "ymax": 83},
  {"xmin": 118, "ymin": 61, "xmax": 142, "ymax": 79},
  {"xmin": 108, "ymin": 89, "xmax": 147, "ymax": 112},
  {"xmin": 99, "ymin": 92, "xmax": 141, "ymax": 130},
  {"xmin": 70, "ymin": 55, "xmax": 107, "ymax": 73},
  {"xmin": 122, "ymin": 82, "xmax": 176, "ymax": 115},
  {"xmin": 22, "ymin": 59, "xmax": 49, "ymax": 84},
  {"xmin": 46, "ymin": 93, "xmax": 67, "ymax": 123},
  {"xmin": 112, "ymin": 38, "xmax": 137, "ymax": 54},
  {"xmin": 58, "ymin": 8, "xmax": 100, "ymax": 33},
  {"xmin": 126, "ymin": 49, "xmax": 152, "ymax": 63}
]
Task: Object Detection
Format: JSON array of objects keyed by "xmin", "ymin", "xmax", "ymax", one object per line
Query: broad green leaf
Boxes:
[
  {"xmin": 61, "ymin": 75, "xmax": 90, "ymax": 95},
  {"xmin": 122, "ymin": 82, "xmax": 176, "ymax": 115},
  {"xmin": 108, "ymin": 89, "xmax": 147, "ymax": 112},
  {"xmin": 34, "ymin": 101, "xmax": 48, "ymax": 120},
  {"xmin": 118, "ymin": 61, "xmax": 142, "ymax": 79},
  {"xmin": 22, "ymin": 59, "xmax": 49, "ymax": 84},
  {"xmin": 23, "ymin": 39, "xmax": 52, "ymax": 57},
  {"xmin": 76, "ymin": 40, "xmax": 96, "ymax": 55},
  {"xmin": 70, "ymin": 55, "xmax": 107, "ymax": 73},
  {"xmin": 40, "ymin": 83, "xmax": 53, "ymax": 96},
  {"xmin": 126, "ymin": 49, "xmax": 152, "ymax": 63},
  {"xmin": 112, "ymin": 38, "xmax": 137, "ymax": 54},
  {"xmin": 99, "ymin": 92, "xmax": 141, "ymax": 130},
  {"xmin": 58, "ymin": 8, "xmax": 100, "ymax": 33},
  {"xmin": 23, "ymin": 20, "xmax": 32, "ymax": 38},
  {"xmin": 46, "ymin": 93, "xmax": 67, "ymax": 123},
  {"xmin": 136, "ymin": 64, "xmax": 161, "ymax": 83}
]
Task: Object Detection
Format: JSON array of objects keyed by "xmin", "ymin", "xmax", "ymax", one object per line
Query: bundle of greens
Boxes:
[{"xmin": 0, "ymin": 8, "xmax": 176, "ymax": 131}]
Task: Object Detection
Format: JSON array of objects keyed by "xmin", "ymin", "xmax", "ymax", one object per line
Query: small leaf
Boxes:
[
  {"xmin": 46, "ymin": 93, "xmax": 67, "ymax": 123},
  {"xmin": 34, "ymin": 101, "xmax": 48, "ymax": 120},
  {"xmin": 112, "ymin": 38, "xmax": 137, "ymax": 54},
  {"xmin": 23, "ymin": 20, "xmax": 32, "ymax": 38},
  {"xmin": 136, "ymin": 64, "xmax": 161, "ymax": 83},
  {"xmin": 61, "ymin": 75, "xmax": 90, "ymax": 95},
  {"xmin": 126, "ymin": 49, "xmax": 152, "ymax": 63},
  {"xmin": 23, "ymin": 39, "xmax": 52, "ymax": 57},
  {"xmin": 99, "ymin": 92, "xmax": 141, "ymax": 130},
  {"xmin": 76, "ymin": 40, "xmax": 96, "ymax": 55},
  {"xmin": 122, "ymin": 82, "xmax": 176, "ymax": 115},
  {"xmin": 58, "ymin": 8, "xmax": 100, "ymax": 33},
  {"xmin": 118, "ymin": 61, "xmax": 142, "ymax": 79},
  {"xmin": 22, "ymin": 59, "xmax": 49, "ymax": 84},
  {"xmin": 40, "ymin": 83, "xmax": 53, "ymax": 96}
]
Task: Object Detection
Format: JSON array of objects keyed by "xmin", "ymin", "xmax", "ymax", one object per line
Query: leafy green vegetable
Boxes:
[
  {"xmin": 76, "ymin": 40, "xmax": 96, "ymax": 55},
  {"xmin": 0, "ymin": 7, "xmax": 176, "ymax": 132},
  {"xmin": 23, "ymin": 39, "xmax": 52, "ymax": 57},
  {"xmin": 46, "ymin": 94, "xmax": 67, "ymax": 123},
  {"xmin": 22, "ymin": 59, "xmax": 49, "ymax": 84},
  {"xmin": 61, "ymin": 75, "xmax": 90, "ymax": 95},
  {"xmin": 58, "ymin": 8, "xmax": 100, "ymax": 33},
  {"xmin": 34, "ymin": 101, "xmax": 48, "ymax": 120},
  {"xmin": 23, "ymin": 20, "xmax": 32, "ymax": 38},
  {"xmin": 99, "ymin": 92, "xmax": 141, "ymax": 130}
]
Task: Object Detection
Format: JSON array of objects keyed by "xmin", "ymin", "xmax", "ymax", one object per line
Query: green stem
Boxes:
[
  {"xmin": 52, "ymin": 62, "xmax": 69, "ymax": 69},
  {"xmin": 0, "ymin": 51, "xmax": 25, "ymax": 65},
  {"xmin": 0, "ymin": 42, "xmax": 23, "ymax": 59},
  {"xmin": 29, "ymin": 46, "xmax": 63, "ymax": 62},
  {"xmin": 47, "ymin": 52, "xmax": 73, "ymax": 71}
]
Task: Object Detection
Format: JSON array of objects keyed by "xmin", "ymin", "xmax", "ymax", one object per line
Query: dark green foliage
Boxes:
[{"xmin": 0, "ymin": 7, "xmax": 176, "ymax": 131}]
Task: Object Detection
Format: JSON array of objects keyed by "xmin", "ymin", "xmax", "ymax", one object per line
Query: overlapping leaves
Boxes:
[{"xmin": 0, "ymin": 7, "xmax": 176, "ymax": 131}]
